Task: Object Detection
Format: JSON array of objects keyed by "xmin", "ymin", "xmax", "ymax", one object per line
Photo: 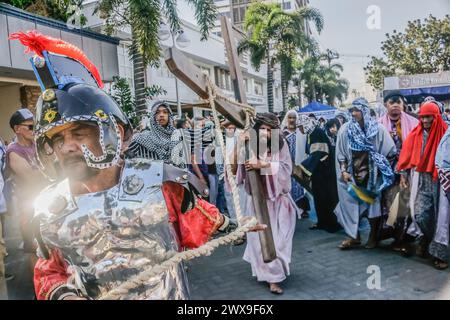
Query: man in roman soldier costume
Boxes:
[{"xmin": 10, "ymin": 31, "xmax": 263, "ymax": 300}]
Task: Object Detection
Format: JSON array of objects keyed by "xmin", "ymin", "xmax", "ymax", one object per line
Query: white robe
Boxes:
[{"xmin": 334, "ymin": 122, "xmax": 396, "ymax": 239}]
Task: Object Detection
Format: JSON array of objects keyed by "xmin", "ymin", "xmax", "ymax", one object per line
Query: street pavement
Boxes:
[
  {"xmin": 188, "ymin": 216, "xmax": 450, "ymax": 300},
  {"xmin": 3, "ymin": 208, "xmax": 450, "ymax": 300}
]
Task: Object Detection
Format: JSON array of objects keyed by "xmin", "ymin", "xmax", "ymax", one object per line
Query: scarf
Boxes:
[
  {"xmin": 348, "ymin": 98, "xmax": 394, "ymax": 192},
  {"xmin": 298, "ymin": 114, "xmax": 318, "ymax": 135},
  {"xmin": 379, "ymin": 112, "xmax": 419, "ymax": 141},
  {"xmin": 128, "ymin": 101, "xmax": 180, "ymax": 163},
  {"xmin": 325, "ymin": 118, "xmax": 341, "ymax": 146},
  {"xmin": 397, "ymin": 102, "xmax": 448, "ymax": 181}
]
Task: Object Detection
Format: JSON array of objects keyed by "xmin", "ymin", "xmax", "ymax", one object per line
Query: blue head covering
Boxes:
[{"xmin": 347, "ymin": 98, "xmax": 394, "ymax": 192}]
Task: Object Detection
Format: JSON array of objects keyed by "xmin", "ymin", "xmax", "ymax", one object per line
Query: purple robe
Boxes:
[{"xmin": 237, "ymin": 142, "xmax": 299, "ymax": 283}]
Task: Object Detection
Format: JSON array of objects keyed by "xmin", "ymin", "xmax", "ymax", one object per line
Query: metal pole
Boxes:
[
  {"xmin": 171, "ymin": 32, "xmax": 183, "ymax": 118},
  {"xmin": 175, "ymin": 77, "xmax": 182, "ymax": 118}
]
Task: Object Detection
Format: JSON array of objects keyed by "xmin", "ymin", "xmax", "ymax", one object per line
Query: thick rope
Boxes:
[
  {"xmin": 206, "ymin": 77, "xmax": 246, "ymax": 224},
  {"xmin": 98, "ymin": 77, "xmax": 258, "ymax": 300}
]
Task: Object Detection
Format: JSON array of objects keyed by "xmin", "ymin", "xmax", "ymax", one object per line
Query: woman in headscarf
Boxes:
[
  {"xmin": 325, "ymin": 118, "xmax": 341, "ymax": 148},
  {"xmin": 231, "ymin": 112, "xmax": 299, "ymax": 295},
  {"xmin": 127, "ymin": 101, "xmax": 187, "ymax": 168},
  {"xmin": 297, "ymin": 115, "xmax": 341, "ymax": 232},
  {"xmin": 281, "ymin": 110, "xmax": 310, "ymax": 218},
  {"xmin": 334, "ymin": 98, "xmax": 396, "ymax": 249},
  {"xmin": 334, "ymin": 109, "xmax": 349, "ymax": 127}
]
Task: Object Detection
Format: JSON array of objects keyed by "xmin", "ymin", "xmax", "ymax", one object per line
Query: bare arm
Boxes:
[
  {"xmin": 190, "ymin": 154, "xmax": 207, "ymax": 184},
  {"xmin": 8, "ymin": 152, "xmax": 43, "ymax": 184}
]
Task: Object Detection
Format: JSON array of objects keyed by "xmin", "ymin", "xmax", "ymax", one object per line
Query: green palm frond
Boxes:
[
  {"xmin": 162, "ymin": 0, "xmax": 181, "ymax": 33},
  {"xmin": 129, "ymin": 0, "xmax": 161, "ymax": 67},
  {"xmin": 293, "ymin": 6, "xmax": 324, "ymax": 33},
  {"xmin": 185, "ymin": 0, "xmax": 217, "ymax": 40}
]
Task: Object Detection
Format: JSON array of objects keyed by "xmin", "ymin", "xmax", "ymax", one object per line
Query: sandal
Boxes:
[
  {"xmin": 269, "ymin": 283, "xmax": 283, "ymax": 295},
  {"xmin": 339, "ymin": 238, "xmax": 361, "ymax": 250},
  {"xmin": 309, "ymin": 224, "xmax": 319, "ymax": 230},
  {"xmin": 433, "ymin": 259, "xmax": 448, "ymax": 270},
  {"xmin": 301, "ymin": 212, "xmax": 309, "ymax": 219}
]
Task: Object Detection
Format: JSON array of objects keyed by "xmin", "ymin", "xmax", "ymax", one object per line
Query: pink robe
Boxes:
[
  {"xmin": 237, "ymin": 142, "xmax": 299, "ymax": 283},
  {"xmin": 378, "ymin": 112, "xmax": 419, "ymax": 141}
]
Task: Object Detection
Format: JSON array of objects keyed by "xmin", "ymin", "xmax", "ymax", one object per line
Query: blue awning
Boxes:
[
  {"xmin": 297, "ymin": 101, "xmax": 336, "ymax": 119},
  {"xmin": 384, "ymin": 86, "xmax": 450, "ymax": 104}
]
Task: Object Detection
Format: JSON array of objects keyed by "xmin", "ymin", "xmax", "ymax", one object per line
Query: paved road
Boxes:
[
  {"xmin": 188, "ymin": 217, "xmax": 450, "ymax": 300},
  {"xmin": 3, "ymin": 210, "xmax": 450, "ymax": 300}
]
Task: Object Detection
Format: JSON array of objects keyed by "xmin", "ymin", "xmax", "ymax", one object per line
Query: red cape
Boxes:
[{"xmin": 397, "ymin": 102, "xmax": 448, "ymax": 180}]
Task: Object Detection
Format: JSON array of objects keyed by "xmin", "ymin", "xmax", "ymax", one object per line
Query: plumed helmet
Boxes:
[{"xmin": 10, "ymin": 30, "xmax": 132, "ymax": 180}]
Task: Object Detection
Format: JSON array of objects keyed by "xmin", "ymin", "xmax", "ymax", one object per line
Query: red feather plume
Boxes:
[{"xmin": 9, "ymin": 30, "xmax": 104, "ymax": 88}]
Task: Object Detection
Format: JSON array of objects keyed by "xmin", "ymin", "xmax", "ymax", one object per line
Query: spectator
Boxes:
[{"xmin": 6, "ymin": 109, "xmax": 47, "ymax": 254}]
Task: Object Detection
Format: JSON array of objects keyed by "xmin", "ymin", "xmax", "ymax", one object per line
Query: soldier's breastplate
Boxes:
[{"xmin": 36, "ymin": 159, "xmax": 189, "ymax": 300}]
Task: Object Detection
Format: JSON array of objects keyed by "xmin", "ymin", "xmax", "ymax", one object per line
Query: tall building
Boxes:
[{"xmin": 212, "ymin": 0, "xmax": 310, "ymax": 36}]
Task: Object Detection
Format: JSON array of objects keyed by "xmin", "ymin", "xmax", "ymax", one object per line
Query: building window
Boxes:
[
  {"xmin": 254, "ymin": 81, "xmax": 263, "ymax": 96},
  {"xmin": 244, "ymin": 78, "xmax": 249, "ymax": 93},
  {"xmin": 282, "ymin": 1, "xmax": 291, "ymax": 10},
  {"xmin": 215, "ymin": 68, "xmax": 232, "ymax": 91},
  {"xmin": 232, "ymin": 8, "xmax": 240, "ymax": 24},
  {"xmin": 117, "ymin": 43, "xmax": 134, "ymax": 91},
  {"xmin": 194, "ymin": 64, "xmax": 211, "ymax": 77},
  {"xmin": 239, "ymin": 7, "xmax": 246, "ymax": 22}
]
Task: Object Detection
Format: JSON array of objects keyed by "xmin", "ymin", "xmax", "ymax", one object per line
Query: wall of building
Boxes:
[{"xmin": 0, "ymin": 83, "xmax": 22, "ymax": 143}]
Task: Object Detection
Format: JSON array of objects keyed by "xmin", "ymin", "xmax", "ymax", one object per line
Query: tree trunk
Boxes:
[
  {"xmin": 266, "ymin": 55, "xmax": 274, "ymax": 113},
  {"xmin": 280, "ymin": 63, "xmax": 288, "ymax": 112},
  {"xmin": 131, "ymin": 31, "xmax": 147, "ymax": 117},
  {"xmin": 297, "ymin": 80, "xmax": 302, "ymax": 106},
  {"xmin": 311, "ymin": 82, "xmax": 317, "ymax": 101}
]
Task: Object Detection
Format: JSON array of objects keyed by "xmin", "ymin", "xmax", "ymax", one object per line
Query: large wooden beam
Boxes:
[
  {"xmin": 220, "ymin": 17, "xmax": 277, "ymax": 263},
  {"xmin": 165, "ymin": 47, "xmax": 248, "ymax": 128},
  {"xmin": 220, "ymin": 16, "xmax": 247, "ymax": 105}
]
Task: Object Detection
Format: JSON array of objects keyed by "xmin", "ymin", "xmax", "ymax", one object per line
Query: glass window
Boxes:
[
  {"xmin": 232, "ymin": 8, "xmax": 239, "ymax": 23},
  {"xmin": 254, "ymin": 81, "xmax": 263, "ymax": 96},
  {"xmin": 282, "ymin": 1, "xmax": 291, "ymax": 10},
  {"xmin": 239, "ymin": 7, "xmax": 246, "ymax": 22}
]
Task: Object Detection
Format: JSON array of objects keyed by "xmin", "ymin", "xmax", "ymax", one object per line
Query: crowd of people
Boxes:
[
  {"xmin": 1, "ymin": 90, "xmax": 449, "ymax": 299},
  {"xmin": 0, "ymin": 31, "xmax": 450, "ymax": 300}
]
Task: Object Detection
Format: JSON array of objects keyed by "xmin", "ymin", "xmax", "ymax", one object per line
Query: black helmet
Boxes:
[
  {"xmin": 35, "ymin": 83, "xmax": 132, "ymax": 180},
  {"xmin": 9, "ymin": 30, "xmax": 133, "ymax": 180}
]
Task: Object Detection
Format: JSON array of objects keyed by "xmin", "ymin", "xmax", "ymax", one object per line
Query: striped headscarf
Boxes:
[
  {"xmin": 348, "ymin": 98, "xmax": 394, "ymax": 192},
  {"xmin": 297, "ymin": 114, "xmax": 318, "ymax": 135}
]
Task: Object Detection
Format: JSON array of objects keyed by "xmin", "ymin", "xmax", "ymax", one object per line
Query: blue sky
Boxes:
[{"xmin": 308, "ymin": 0, "xmax": 449, "ymax": 90}]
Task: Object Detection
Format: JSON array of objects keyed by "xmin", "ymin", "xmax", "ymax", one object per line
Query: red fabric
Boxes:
[
  {"xmin": 9, "ymin": 30, "xmax": 104, "ymax": 88},
  {"xmin": 397, "ymin": 102, "xmax": 448, "ymax": 180},
  {"xmin": 162, "ymin": 182, "xmax": 222, "ymax": 249},
  {"xmin": 34, "ymin": 249, "xmax": 70, "ymax": 300}
]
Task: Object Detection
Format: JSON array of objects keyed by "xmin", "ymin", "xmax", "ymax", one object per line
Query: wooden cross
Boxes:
[{"xmin": 164, "ymin": 17, "xmax": 277, "ymax": 263}]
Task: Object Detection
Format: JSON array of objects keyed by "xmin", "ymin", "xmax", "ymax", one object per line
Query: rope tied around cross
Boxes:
[{"xmin": 99, "ymin": 77, "xmax": 258, "ymax": 300}]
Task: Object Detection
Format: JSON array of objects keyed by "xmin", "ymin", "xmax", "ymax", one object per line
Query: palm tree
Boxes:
[
  {"xmin": 96, "ymin": 0, "xmax": 217, "ymax": 115},
  {"xmin": 238, "ymin": 3, "xmax": 323, "ymax": 112},
  {"xmin": 273, "ymin": 7, "xmax": 323, "ymax": 111},
  {"xmin": 237, "ymin": 3, "xmax": 277, "ymax": 112},
  {"xmin": 295, "ymin": 53, "xmax": 348, "ymax": 106}
]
